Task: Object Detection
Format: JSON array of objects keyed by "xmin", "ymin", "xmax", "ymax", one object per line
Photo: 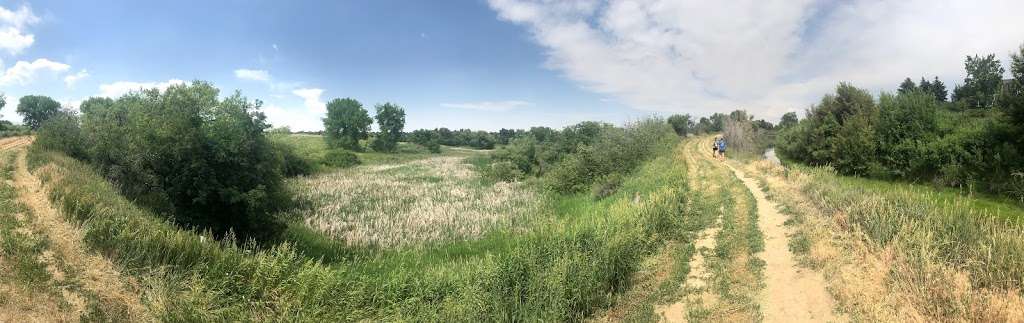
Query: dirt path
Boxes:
[
  {"xmin": 726, "ymin": 163, "xmax": 842, "ymax": 322},
  {"xmin": 6, "ymin": 139, "xmax": 152, "ymax": 321},
  {"xmin": 655, "ymin": 138, "xmax": 723, "ymax": 322}
]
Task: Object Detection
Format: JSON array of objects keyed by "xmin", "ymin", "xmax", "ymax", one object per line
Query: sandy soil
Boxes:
[{"xmin": 726, "ymin": 163, "xmax": 844, "ymax": 322}]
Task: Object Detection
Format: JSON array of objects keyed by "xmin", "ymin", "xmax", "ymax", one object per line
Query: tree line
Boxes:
[{"xmin": 776, "ymin": 43, "xmax": 1024, "ymax": 202}]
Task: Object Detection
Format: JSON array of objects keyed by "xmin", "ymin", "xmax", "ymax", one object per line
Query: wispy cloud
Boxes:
[
  {"xmin": 292, "ymin": 88, "xmax": 325, "ymax": 112},
  {"xmin": 234, "ymin": 68, "xmax": 271, "ymax": 82},
  {"xmin": 0, "ymin": 4, "xmax": 40, "ymax": 55},
  {"xmin": 98, "ymin": 79, "xmax": 185, "ymax": 98},
  {"xmin": 488, "ymin": 0, "xmax": 1024, "ymax": 119},
  {"xmin": 441, "ymin": 100, "xmax": 531, "ymax": 112},
  {"xmin": 0, "ymin": 58, "xmax": 70, "ymax": 86},
  {"xmin": 63, "ymin": 69, "xmax": 89, "ymax": 88}
]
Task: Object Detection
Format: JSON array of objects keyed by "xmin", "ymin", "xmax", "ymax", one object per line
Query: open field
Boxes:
[{"xmin": 286, "ymin": 155, "xmax": 541, "ymax": 248}]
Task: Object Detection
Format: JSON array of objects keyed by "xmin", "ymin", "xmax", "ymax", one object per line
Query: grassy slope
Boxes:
[
  {"xmin": 270, "ymin": 134, "xmax": 472, "ymax": 167},
  {"xmin": 739, "ymin": 159, "xmax": 1024, "ymax": 321},
  {"xmin": 23, "ymin": 135, "xmax": 719, "ymax": 321},
  {"xmin": 0, "ymin": 150, "xmax": 137, "ymax": 321}
]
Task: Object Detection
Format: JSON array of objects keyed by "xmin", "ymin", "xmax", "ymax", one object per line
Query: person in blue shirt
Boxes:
[{"xmin": 717, "ymin": 138, "xmax": 727, "ymax": 159}]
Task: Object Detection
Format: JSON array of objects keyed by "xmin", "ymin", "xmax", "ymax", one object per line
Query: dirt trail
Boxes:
[
  {"xmin": 5, "ymin": 138, "xmax": 152, "ymax": 321},
  {"xmin": 726, "ymin": 163, "xmax": 842, "ymax": 322},
  {"xmin": 655, "ymin": 138, "xmax": 722, "ymax": 322}
]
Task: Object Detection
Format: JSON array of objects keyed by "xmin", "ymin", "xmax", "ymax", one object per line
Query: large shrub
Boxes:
[
  {"xmin": 322, "ymin": 149, "xmax": 361, "ymax": 168},
  {"xmin": 35, "ymin": 110, "xmax": 87, "ymax": 160},
  {"xmin": 77, "ymin": 82, "xmax": 288, "ymax": 241},
  {"xmin": 545, "ymin": 118, "xmax": 677, "ymax": 194}
]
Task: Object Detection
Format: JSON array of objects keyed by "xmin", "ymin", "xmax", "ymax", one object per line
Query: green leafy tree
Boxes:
[
  {"xmin": 409, "ymin": 129, "xmax": 441, "ymax": 153},
  {"xmin": 323, "ymin": 98, "xmax": 372, "ymax": 151},
  {"xmin": 957, "ymin": 54, "xmax": 1005, "ymax": 108},
  {"xmin": 779, "ymin": 112, "xmax": 799, "ymax": 128},
  {"xmin": 16, "ymin": 95, "xmax": 61, "ymax": 130},
  {"xmin": 78, "ymin": 81, "xmax": 288, "ymax": 241},
  {"xmin": 667, "ymin": 114, "xmax": 692, "ymax": 136},
  {"xmin": 999, "ymin": 44, "xmax": 1024, "ymax": 144},
  {"xmin": 0, "ymin": 93, "xmax": 6, "ymax": 120},
  {"xmin": 370, "ymin": 102, "xmax": 405, "ymax": 152},
  {"xmin": 876, "ymin": 90, "xmax": 938, "ymax": 177},
  {"xmin": 930, "ymin": 76, "xmax": 948, "ymax": 102},
  {"xmin": 898, "ymin": 77, "xmax": 918, "ymax": 94}
]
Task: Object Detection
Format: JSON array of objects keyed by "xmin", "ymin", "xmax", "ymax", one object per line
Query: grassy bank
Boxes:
[
  {"xmin": 23, "ymin": 134, "xmax": 709, "ymax": 321},
  {"xmin": 739, "ymin": 159, "xmax": 1024, "ymax": 321}
]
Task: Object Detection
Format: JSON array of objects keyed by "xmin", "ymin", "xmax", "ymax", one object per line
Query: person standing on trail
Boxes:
[
  {"xmin": 712, "ymin": 137, "xmax": 719, "ymax": 158},
  {"xmin": 717, "ymin": 138, "xmax": 727, "ymax": 159}
]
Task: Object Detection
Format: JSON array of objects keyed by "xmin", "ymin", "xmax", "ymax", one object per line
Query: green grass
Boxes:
[
  {"xmin": 791, "ymin": 163, "xmax": 1024, "ymax": 291},
  {"xmin": 24, "ymin": 135, "xmax": 715, "ymax": 321},
  {"xmin": 270, "ymin": 133, "xmax": 481, "ymax": 170}
]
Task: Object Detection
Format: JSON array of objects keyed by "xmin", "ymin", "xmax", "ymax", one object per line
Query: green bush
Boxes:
[
  {"xmin": 488, "ymin": 160, "xmax": 524, "ymax": 182},
  {"xmin": 590, "ymin": 173, "xmax": 624, "ymax": 200},
  {"xmin": 272, "ymin": 140, "xmax": 315, "ymax": 176},
  {"xmin": 545, "ymin": 118, "xmax": 677, "ymax": 194},
  {"xmin": 322, "ymin": 149, "xmax": 361, "ymax": 168},
  {"xmin": 35, "ymin": 110, "xmax": 87, "ymax": 160},
  {"xmin": 73, "ymin": 82, "xmax": 289, "ymax": 242}
]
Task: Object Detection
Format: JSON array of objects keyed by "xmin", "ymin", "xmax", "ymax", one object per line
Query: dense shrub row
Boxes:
[
  {"xmin": 484, "ymin": 118, "xmax": 679, "ymax": 198},
  {"xmin": 777, "ymin": 45, "xmax": 1024, "ymax": 202}
]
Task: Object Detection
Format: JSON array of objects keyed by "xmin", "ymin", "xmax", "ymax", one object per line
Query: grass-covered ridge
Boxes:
[{"xmin": 24, "ymin": 130, "xmax": 714, "ymax": 320}]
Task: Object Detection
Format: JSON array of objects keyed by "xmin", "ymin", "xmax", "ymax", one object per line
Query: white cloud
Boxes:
[
  {"xmin": 234, "ymin": 68, "xmax": 271, "ymax": 82},
  {"xmin": 488, "ymin": 0, "xmax": 1024, "ymax": 120},
  {"xmin": 272, "ymin": 43, "xmax": 278, "ymax": 51},
  {"xmin": 0, "ymin": 5, "xmax": 40, "ymax": 55},
  {"xmin": 263, "ymin": 104, "xmax": 323, "ymax": 132},
  {"xmin": 63, "ymin": 69, "xmax": 89, "ymax": 88},
  {"xmin": 0, "ymin": 58, "xmax": 70, "ymax": 86},
  {"xmin": 292, "ymin": 88, "xmax": 325, "ymax": 112},
  {"xmin": 98, "ymin": 79, "xmax": 185, "ymax": 98},
  {"xmin": 441, "ymin": 100, "xmax": 532, "ymax": 112}
]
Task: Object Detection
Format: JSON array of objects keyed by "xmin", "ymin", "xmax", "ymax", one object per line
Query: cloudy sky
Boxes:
[{"xmin": 2, "ymin": 1, "xmax": 1024, "ymax": 131}]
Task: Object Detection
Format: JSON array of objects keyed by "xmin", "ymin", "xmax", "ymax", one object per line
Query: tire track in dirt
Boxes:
[
  {"xmin": 8, "ymin": 140, "xmax": 153, "ymax": 321},
  {"xmin": 725, "ymin": 163, "xmax": 843, "ymax": 322},
  {"xmin": 656, "ymin": 137, "xmax": 723, "ymax": 322}
]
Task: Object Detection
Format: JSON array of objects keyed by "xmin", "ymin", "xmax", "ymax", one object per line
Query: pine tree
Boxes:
[{"xmin": 898, "ymin": 77, "xmax": 917, "ymax": 94}]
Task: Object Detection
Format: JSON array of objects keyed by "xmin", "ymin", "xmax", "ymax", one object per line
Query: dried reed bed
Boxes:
[{"xmin": 292, "ymin": 156, "xmax": 541, "ymax": 248}]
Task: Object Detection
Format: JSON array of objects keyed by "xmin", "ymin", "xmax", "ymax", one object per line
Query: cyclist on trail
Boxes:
[{"xmin": 717, "ymin": 137, "xmax": 727, "ymax": 159}]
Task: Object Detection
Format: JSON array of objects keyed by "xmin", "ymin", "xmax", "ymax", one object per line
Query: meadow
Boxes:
[{"xmin": 15, "ymin": 128, "xmax": 725, "ymax": 321}]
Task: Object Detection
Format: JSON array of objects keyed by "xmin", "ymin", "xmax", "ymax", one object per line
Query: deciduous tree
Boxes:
[
  {"xmin": 16, "ymin": 95, "xmax": 61, "ymax": 130},
  {"xmin": 323, "ymin": 98, "xmax": 372, "ymax": 151},
  {"xmin": 370, "ymin": 102, "xmax": 405, "ymax": 152}
]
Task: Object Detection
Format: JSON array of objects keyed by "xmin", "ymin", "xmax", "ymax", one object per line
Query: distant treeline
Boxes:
[{"xmin": 777, "ymin": 44, "xmax": 1024, "ymax": 202}]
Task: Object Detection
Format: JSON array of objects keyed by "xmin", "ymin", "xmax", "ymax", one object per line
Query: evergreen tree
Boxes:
[
  {"xmin": 898, "ymin": 77, "xmax": 917, "ymax": 94},
  {"xmin": 931, "ymin": 76, "xmax": 948, "ymax": 102}
]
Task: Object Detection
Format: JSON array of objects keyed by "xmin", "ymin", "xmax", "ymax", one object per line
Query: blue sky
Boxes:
[
  {"xmin": 0, "ymin": 0, "xmax": 644, "ymax": 131},
  {"xmin": 3, "ymin": 1, "xmax": 1024, "ymax": 131}
]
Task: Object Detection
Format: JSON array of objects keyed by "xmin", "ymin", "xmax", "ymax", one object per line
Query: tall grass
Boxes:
[
  {"xmin": 795, "ymin": 165, "xmax": 1024, "ymax": 291},
  {"xmin": 25, "ymin": 135, "xmax": 701, "ymax": 321},
  {"xmin": 288, "ymin": 156, "xmax": 541, "ymax": 248}
]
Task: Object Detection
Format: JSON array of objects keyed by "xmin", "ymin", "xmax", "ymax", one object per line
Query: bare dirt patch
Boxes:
[{"xmin": 727, "ymin": 163, "xmax": 843, "ymax": 322}]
